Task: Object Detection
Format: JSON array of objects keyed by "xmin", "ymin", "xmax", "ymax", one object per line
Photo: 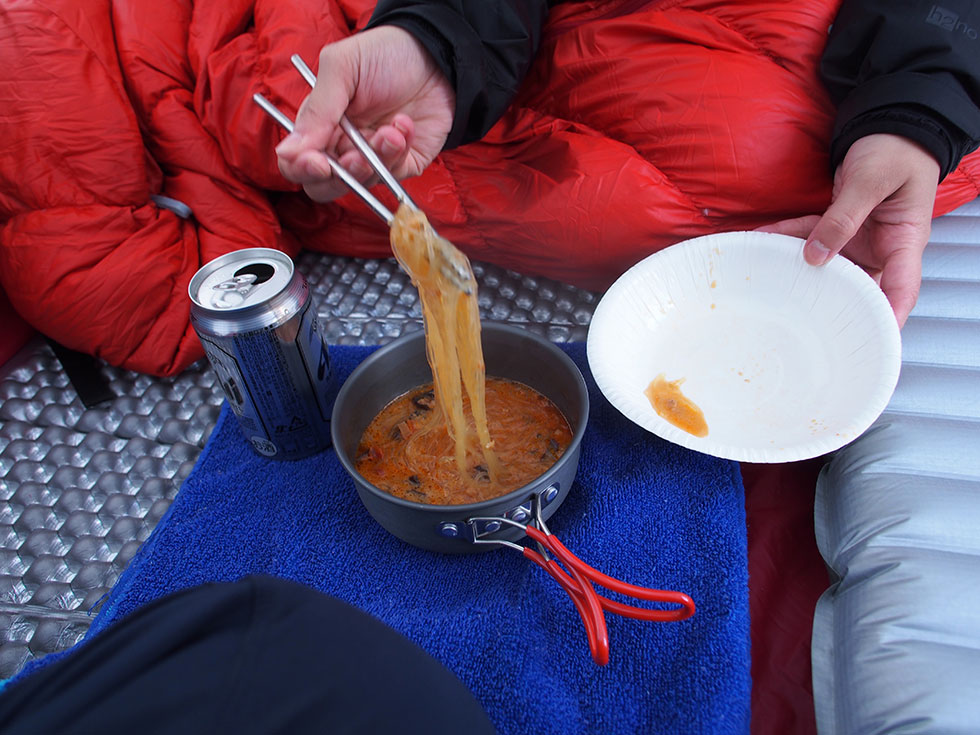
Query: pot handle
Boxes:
[{"xmin": 467, "ymin": 493, "xmax": 696, "ymax": 666}]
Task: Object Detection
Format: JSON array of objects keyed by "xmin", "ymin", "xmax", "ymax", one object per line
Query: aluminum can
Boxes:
[{"xmin": 188, "ymin": 248, "xmax": 335, "ymax": 459}]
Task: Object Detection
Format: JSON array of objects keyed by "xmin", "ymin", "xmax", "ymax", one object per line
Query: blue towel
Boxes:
[{"xmin": 19, "ymin": 343, "xmax": 750, "ymax": 734}]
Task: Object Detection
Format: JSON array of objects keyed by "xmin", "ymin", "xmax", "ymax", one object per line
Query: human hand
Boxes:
[
  {"xmin": 275, "ymin": 26, "xmax": 455, "ymax": 203},
  {"xmin": 758, "ymin": 134, "xmax": 940, "ymax": 327}
]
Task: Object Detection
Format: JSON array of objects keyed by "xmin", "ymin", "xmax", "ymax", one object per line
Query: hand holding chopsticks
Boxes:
[
  {"xmin": 271, "ymin": 27, "xmax": 453, "ymax": 204},
  {"xmin": 254, "ymin": 52, "xmax": 471, "ymax": 293}
]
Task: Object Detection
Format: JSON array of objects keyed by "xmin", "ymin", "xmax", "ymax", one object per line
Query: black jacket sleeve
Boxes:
[
  {"xmin": 821, "ymin": 0, "xmax": 980, "ymax": 180},
  {"xmin": 366, "ymin": 0, "xmax": 550, "ymax": 149}
]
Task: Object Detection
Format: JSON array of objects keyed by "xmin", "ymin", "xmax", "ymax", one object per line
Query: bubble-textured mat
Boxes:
[{"xmin": 0, "ymin": 253, "xmax": 597, "ymax": 679}]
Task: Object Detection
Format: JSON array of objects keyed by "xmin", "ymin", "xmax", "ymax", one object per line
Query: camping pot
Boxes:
[{"xmin": 331, "ymin": 323, "xmax": 590, "ymax": 553}]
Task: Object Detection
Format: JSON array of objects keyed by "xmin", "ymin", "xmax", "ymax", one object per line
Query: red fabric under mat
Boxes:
[{"xmin": 743, "ymin": 458, "xmax": 828, "ymax": 735}]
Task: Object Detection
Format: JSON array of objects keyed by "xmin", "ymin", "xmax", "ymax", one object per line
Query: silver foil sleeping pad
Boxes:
[{"xmin": 0, "ymin": 253, "xmax": 598, "ymax": 679}]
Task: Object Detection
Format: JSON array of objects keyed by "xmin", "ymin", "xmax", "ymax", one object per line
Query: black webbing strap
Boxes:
[{"xmin": 46, "ymin": 339, "xmax": 115, "ymax": 408}]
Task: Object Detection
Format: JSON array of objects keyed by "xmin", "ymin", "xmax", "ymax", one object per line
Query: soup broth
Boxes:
[
  {"xmin": 356, "ymin": 377, "xmax": 573, "ymax": 505},
  {"xmin": 644, "ymin": 373, "xmax": 708, "ymax": 437}
]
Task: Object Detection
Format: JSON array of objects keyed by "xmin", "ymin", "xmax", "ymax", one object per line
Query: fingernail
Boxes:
[
  {"xmin": 392, "ymin": 117, "xmax": 412, "ymax": 136},
  {"xmin": 380, "ymin": 136, "xmax": 400, "ymax": 157},
  {"xmin": 308, "ymin": 158, "xmax": 332, "ymax": 178},
  {"xmin": 349, "ymin": 159, "xmax": 372, "ymax": 179},
  {"xmin": 805, "ymin": 240, "xmax": 832, "ymax": 265},
  {"xmin": 275, "ymin": 132, "xmax": 301, "ymax": 154}
]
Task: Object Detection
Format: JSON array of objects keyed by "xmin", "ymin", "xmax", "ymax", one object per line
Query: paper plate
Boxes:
[{"xmin": 586, "ymin": 231, "xmax": 902, "ymax": 463}]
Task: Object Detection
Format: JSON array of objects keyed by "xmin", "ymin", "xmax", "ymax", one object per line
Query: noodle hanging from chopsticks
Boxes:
[{"xmin": 389, "ymin": 204, "xmax": 500, "ymax": 482}]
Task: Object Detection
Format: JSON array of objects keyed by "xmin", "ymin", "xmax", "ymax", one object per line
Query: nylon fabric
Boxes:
[{"xmin": 2, "ymin": 0, "xmax": 979, "ymax": 376}]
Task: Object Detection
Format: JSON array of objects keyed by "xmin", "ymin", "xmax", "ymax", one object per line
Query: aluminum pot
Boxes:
[{"xmin": 331, "ymin": 323, "xmax": 590, "ymax": 553}]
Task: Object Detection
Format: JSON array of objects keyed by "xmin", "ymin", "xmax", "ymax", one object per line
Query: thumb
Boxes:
[{"xmin": 803, "ymin": 178, "xmax": 883, "ymax": 266}]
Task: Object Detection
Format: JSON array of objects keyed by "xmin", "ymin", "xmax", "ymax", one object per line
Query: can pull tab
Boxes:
[{"xmin": 211, "ymin": 274, "xmax": 258, "ymax": 308}]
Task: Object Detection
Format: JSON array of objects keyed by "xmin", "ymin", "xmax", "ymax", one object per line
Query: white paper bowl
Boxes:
[{"xmin": 586, "ymin": 231, "xmax": 902, "ymax": 463}]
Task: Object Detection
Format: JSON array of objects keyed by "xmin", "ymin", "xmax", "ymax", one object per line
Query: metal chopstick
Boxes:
[
  {"xmin": 290, "ymin": 54, "xmax": 420, "ymax": 212},
  {"xmin": 252, "ymin": 92, "xmax": 394, "ymax": 226}
]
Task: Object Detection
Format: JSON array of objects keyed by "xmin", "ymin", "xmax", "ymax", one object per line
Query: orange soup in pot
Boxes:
[{"xmin": 355, "ymin": 377, "xmax": 572, "ymax": 505}]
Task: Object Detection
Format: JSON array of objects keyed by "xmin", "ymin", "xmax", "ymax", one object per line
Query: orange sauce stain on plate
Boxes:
[{"xmin": 644, "ymin": 374, "xmax": 709, "ymax": 438}]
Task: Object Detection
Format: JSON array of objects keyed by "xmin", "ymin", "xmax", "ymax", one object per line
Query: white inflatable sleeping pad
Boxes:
[{"xmin": 812, "ymin": 198, "xmax": 980, "ymax": 734}]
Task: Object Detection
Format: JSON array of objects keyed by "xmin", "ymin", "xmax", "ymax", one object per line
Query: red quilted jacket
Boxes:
[{"xmin": 1, "ymin": 0, "xmax": 978, "ymax": 376}]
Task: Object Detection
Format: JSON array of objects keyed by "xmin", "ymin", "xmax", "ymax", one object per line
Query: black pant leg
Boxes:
[{"xmin": 0, "ymin": 575, "xmax": 496, "ymax": 735}]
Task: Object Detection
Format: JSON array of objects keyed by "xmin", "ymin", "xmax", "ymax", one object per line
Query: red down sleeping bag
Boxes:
[{"xmin": 1, "ymin": 0, "xmax": 978, "ymax": 376}]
